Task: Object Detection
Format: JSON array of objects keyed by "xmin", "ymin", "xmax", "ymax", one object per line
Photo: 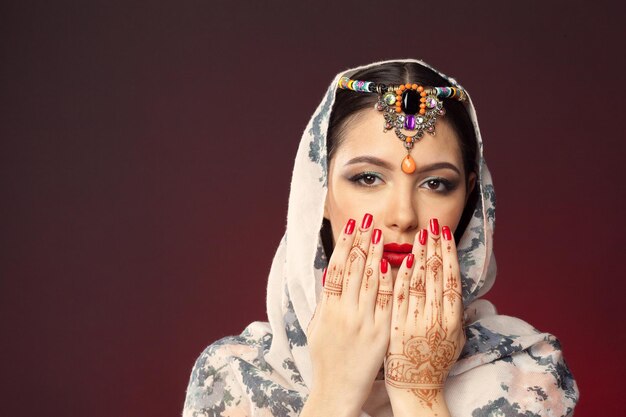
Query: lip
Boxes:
[
  {"xmin": 383, "ymin": 252, "xmax": 411, "ymax": 267},
  {"xmin": 383, "ymin": 243, "xmax": 413, "ymax": 267},
  {"xmin": 384, "ymin": 243, "xmax": 413, "ymax": 252}
]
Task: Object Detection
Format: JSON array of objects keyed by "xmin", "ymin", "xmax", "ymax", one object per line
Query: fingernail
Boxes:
[
  {"xmin": 419, "ymin": 229, "xmax": 428, "ymax": 245},
  {"xmin": 372, "ymin": 228, "xmax": 382, "ymax": 244},
  {"xmin": 430, "ymin": 218, "xmax": 439, "ymax": 235},
  {"xmin": 406, "ymin": 253, "xmax": 415, "ymax": 269},
  {"xmin": 361, "ymin": 213, "xmax": 373, "ymax": 229},
  {"xmin": 380, "ymin": 258, "xmax": 388, "ymax": 274},
  {"xmin": 345, "ymin": 219, "xmax": 356, "ymax": 234},
  {"xmin": 322, "ymin": 268, "xmax": 327, "ymax": 286},
  {"xmin": 442, "ymin": 226, "xmax": 452, "ymax": 241}
]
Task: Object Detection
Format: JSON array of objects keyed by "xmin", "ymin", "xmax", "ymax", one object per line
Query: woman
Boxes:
[{"xmin": 183, "ymin": 59, "xmax": 579, "ymax": 417}]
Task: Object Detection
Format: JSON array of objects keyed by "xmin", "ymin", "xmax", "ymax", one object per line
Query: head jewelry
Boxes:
[{"xmin": 337, "ymin": 76, "xmax": 467, "ymax": 174}]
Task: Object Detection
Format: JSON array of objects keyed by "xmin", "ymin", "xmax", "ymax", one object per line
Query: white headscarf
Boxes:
[{"xmin": 183, "ymin": 59, "xmax": 579, "ymax": 417}]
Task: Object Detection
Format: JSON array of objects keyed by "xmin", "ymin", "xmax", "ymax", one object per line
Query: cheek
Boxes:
[
  {"xmin": 443, "ymin": 193, "xmax": 467, "ymax": 232},
  {"xmin": 325, "ymin": 185, "xmax": 354, "ymax": 242},
  {"xmin": 327, "ymin": 189, "xmax": 389, "ymax": 240},
  {"xmin": 415, "ymin": 192, "xmax": 466, "ymax": 231}
]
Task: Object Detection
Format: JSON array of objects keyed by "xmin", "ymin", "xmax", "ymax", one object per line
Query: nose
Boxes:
[{"xmin": 383, "ymin": 184, "xmax": 419, "ymax": 233}]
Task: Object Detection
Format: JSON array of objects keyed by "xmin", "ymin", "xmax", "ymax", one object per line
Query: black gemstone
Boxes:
[{"xmin": 401, "ymin": 90, "xmax": 420, "ymax": 115}]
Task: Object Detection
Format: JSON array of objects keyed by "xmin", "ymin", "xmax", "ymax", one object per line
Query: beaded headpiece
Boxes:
[{"xmin": 337, "ymin": 76, "xmax": 467, "ymax": 174}]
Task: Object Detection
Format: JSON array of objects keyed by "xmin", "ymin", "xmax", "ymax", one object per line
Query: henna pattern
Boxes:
[
  {"xmin": 409, "ymin": 276, "xmax": 426, "ymax": 297},
  {"xmin": 352, "ymin": 231, "xmax": 367, "ymax": 254},
  {"xmin": 409, "ymin": 247, "xmax": 426, "ymax": 318},
  {"xmin": 363, "ymin": 243, "xmax": 377, "ymax": 290},
  {"xmin": 385, "ymin": 320, "xmax": 457, "ymax": 407},
  {"xmin": 364, "ymin": 266, "xmax": 374, "ymax": 290},
  {"xmin": 345, "ymin": 243, "xmax": 367, "ymax": 288},
  {"xmin": 425, "ymin": 243, "xmax": 444, "ymax": 325},
  {"xmin": 349, "ymin": 236, "xmax": 367, "ymax": 258},
  {"xmin": 397, "ymin": 292, "xmax": 405, "ymax": 305},
  {"xmin": 377, "ymin": 289, "xmax": 393, "ymax": 309},
  {"xmin": 443, "ymin": 271, "xmax": 461, "ymax": 308},
  {"xmin": 427, "ymin": 238, "xmax": 442, "ymax": 278},
  {"xmin": 325, "ymin": 230, "xmax": 372, "ymax": 297},
  {"xmin": 409, "ymin": 249, "xmax": 426, "ymax": 297},
  {"xmin": 323, "ymin": 265, "xmax": 343, "ymax": 297},
  {"xmin": 427, "ymin": 255, "xmax": 442, "ymax": 282},
  {"xmin": 409, "ymin": 275, "xmax": 425, "ymax": 320}
]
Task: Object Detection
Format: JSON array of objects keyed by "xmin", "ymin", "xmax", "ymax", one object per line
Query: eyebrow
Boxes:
[
  {"xmin": 344, "ymin": 156, "xmax": 461, "ymax": 175},
  {"xmin": 345, "ymin": 156, "xmax": 394, "ymax": 170}
]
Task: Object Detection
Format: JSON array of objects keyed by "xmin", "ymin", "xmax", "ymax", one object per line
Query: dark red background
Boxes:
[{"xmin": 1, "ymin": 1, "xmax": 624, "ymax": 416}]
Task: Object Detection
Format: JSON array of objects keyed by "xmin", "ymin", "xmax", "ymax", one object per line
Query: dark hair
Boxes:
[{"xmin": 321, "ymin": 62, "xmax": 479, "ymax": 257}]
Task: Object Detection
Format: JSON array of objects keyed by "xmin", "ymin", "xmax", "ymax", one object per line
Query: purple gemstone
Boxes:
[{"xmin": 404, "ymin": 115, "xmax": 416, "ymax": 130}]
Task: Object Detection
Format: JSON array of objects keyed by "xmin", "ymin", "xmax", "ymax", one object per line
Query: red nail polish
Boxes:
[
  {"xmin": 372, "ymin": 229, "xmax": 382, "ymax": 244},
  {"xmin": 442, "ymin": 226, "xmax": 452, "ymax": 241},
  {"xmin": 361, "ymin": 213, "xmax": 373, "ymax": 229},
  {"xmin": 345, "ymin": 219, "xmax": 356, "ymax": 234},
  {"xmin": 430, "ymin": 218, "xmax": 439, "ymax": 235},
  {"xmin": 380, "ymin": 258, "xmax": 388, "ymax": 274},
  {"xmin": 406, "ymin": 253, "xmax": 415, "ymax": 269},
  {"xmin": 322, "ymin": 268, "xmax": 327, "ymax": 286},
  {"xmin": 419, "ymin": 229, "xmax": 428, "ymax": 245}
]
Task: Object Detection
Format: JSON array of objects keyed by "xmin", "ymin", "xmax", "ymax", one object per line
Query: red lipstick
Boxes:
[
  {"xmin": 383, "ymin": 243, "xmax": 413, "ymax": 267},
  {"xmin": 384, "ymin": 243, "xmax": 413, "ymax": 252}
]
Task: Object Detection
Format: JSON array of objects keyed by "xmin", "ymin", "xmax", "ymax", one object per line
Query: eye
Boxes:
[
  {"xmin": 360, "ymin": 174, "xmax": 379, "ymax": 186},
  {"xmin": 349, "ymin": 172, "xmax": 384, "ymax": 187},
  {"xmin": 420, "ymin": 177, "xmax": 454, "ymax": 193}
]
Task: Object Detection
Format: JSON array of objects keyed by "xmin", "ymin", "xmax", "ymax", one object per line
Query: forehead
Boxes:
[{"xmin": 333, "ymin": 108, "xmax": 463, "ymax": 167}]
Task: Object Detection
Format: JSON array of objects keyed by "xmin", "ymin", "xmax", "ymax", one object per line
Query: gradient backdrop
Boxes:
[{"xmin": 1, "ymin": 1, "xmax": 624, "ymax": 416}]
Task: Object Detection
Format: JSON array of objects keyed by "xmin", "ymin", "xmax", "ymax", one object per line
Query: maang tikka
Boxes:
[{"xmin": 337, "ymin": 76, "xmax": 467, "ymax": 174}]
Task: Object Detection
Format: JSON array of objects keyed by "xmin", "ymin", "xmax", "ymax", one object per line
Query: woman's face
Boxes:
[{"xmin": 324, "ymin": 107, "xmax": 476, "ymax": 272}]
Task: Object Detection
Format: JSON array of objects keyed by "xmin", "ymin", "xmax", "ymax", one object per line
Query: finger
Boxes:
[
  {"xmin": 407, "ymin": 229, "xmax": 427, "ymax": 330},
  {"xmin": 375, "ymin": 258, "xmax": 393, "ymax": 323},
  {"xmin": 322, "ymin": 218, "xmax": 357, "ymax": 302},
  {"xmin": 359, "ymin": 228, "xmax": 384, "ymax": 318},
  {"xmin": 342, "ymin": 213, "xmax": 374, "ymax": 305},
  {"xmin": 390, "ymin": 253, "xmax": 415, "ymax": 345},
  {"xmin": 423, "ymin": 218, "xmax": 444, "ymax": 331},
  {"xmin": 441, "ymin": 225, "xmax": 463, "ymax": 330},
  {"xmin": 307, "ymin": 286, "xmax": 322, "ymax": 338}
]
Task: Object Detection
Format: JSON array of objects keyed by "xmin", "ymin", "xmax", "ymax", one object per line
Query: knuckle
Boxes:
[{"xmin": 448, "ymin": 319, "xmax": 464, "ymax": 333}]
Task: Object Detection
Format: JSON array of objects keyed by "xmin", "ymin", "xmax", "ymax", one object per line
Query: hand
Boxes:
[
  {"xmin": 303, "ymin": 213, "xmax": 393, "ymax": 417},
  {"xmin": 384, "ymin": 219, "xmax": 465, "ymax": 416}
]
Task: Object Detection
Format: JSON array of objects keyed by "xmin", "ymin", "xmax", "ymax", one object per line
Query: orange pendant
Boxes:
[{"xmin": 401, "ymin": 154, "xmax": 416, "ymax": 174}]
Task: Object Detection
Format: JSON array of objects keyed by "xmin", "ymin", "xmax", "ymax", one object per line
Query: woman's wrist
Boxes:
[
  {"xmin": 300, "ymin": 387, "xmax": 364, "ymax": 417},
  {"xmin": 387, "ymin": 389, "xmax": 450, "ymax": 417}
]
